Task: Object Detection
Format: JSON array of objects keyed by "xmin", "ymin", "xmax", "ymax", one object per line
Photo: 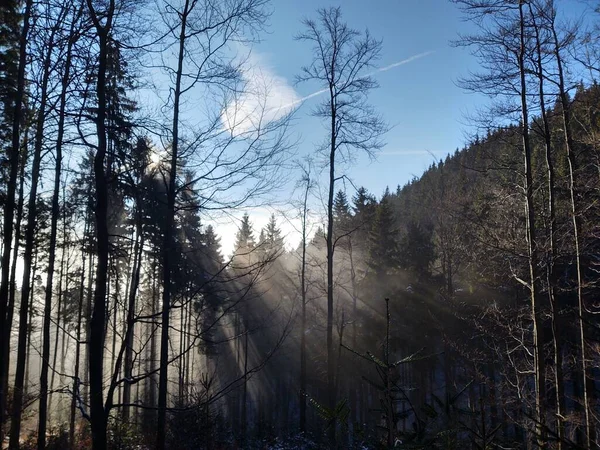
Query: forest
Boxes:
[{"xmin": 0, "ymin": 0, "xmax": 600, "ymax": 448}]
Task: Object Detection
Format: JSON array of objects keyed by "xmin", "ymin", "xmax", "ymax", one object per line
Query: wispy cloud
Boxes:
[{"xmin": 221, "ymin": 52, "xmax": 301, "ymax": 135}]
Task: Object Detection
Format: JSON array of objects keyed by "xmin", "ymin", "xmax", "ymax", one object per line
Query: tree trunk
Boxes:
[
  {"xmin": 2, "ymin": 132, "xmax": 27, "ymax": 432},
  {"xmin": 122, "ymin": 213, "xmax": 144, "ymax": 422},
  {"xmin": 300, "ymin": 172, "xmax": 309, "ymax": 433},
  {"xmin": 326, "ymin": 84, "xmax": 337, "ymax": 449},
  {"xmin": 70, "ymin": 232, "xmax": 88, "ymax": 448},
  {"xmin": 9, "ymin": 16, "xmax": 57, "ymax": 446},
  {"xmin": 0, "ymin": 0, "xmax": 32, "ymax": 438},
  {"xmin": 85, "ymin": 1, "xmax": 115, "ymax": 446},
  {"xmin": 517, "ymin": 2, "xmax": 546, "ymax": 446},
  {"xmin": 157, "ymin": 2, "xmax": 189, "ymax": 447},
  {"xmin": 530, "ymin": 7, "xmax": 565, "ymax": 446},
  {"xmin": 550, "ymin": 19, "xmax": 594, "ymax": 450},
  {"xmin": 241, "ymin": 319, "xmax": 249, "ymax": 446}
]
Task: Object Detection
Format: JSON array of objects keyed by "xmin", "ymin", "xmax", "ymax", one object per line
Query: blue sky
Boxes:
[
  {"xmin": 256, "ymin": 0, "xmax": 484, "ymax": 196},
  {"xmin": 210, "ymin": 0, "xmax": 592, "ymax": 255}
]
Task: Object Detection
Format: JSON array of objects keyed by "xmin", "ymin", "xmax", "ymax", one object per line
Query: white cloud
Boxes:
[{"xmin": 221, "ymin": 52, "xmax": 300, "ymax": 135}]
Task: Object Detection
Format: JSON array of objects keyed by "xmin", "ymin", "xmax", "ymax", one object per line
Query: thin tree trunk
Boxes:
[
  {"xmin": 70, "ymin": 230, "xmax": 88, "ymax": 448},
  {"xmin": 0, "ymin": 0, "xmax": 32, "ymax": 438},
  {"xmin": 24, "ymin": 251, "xmax": 38, "ymax": 399},
  {"xmin": 9, "ymin": 16, "xmax": 58, "ymax": 445},
  {"xmin": 2, "ymin": 132, "xmax": 27, "ymax": 429},
  {"xmin": 157, "ymin": 2, "xmax": 189, "ymax": 447},
  {"xmin": 299, "ymin": 175, "xmax": 309, "ymax": 433},
  {"xmin": 326, "ymin": 83, "xmax": 337, "ymax": 449},
  {"xmin": 47, "ymin": 245, "xmax": 66, "ymax": 422},
  {"xmin": 148, "ymin": 256, "xmax": 158, "ymax": 414},
  {"xmin": 241, "ymin": 319, "xmax": 249, "ymax": 446},
  {"xmin": 122, "ymin": 215, "xmax": 144, "ymax": 422},
  {"xmin": 517, "ymin": 2, "xmax": 546, "ymax": 446},
  {"xmin": 84, "ymin": 249, "xmax": 95, "ymax": 406},
  {"xmin": 550, "ymin": 18, "xmax": 594, "ymax": 450},
  {"xmin": 530, "ymin": 7, "xmax": 565, "ymax": 446},
  {"xmin": 86, "ymin": 1, "xmax": 115, "ymax": 447}
]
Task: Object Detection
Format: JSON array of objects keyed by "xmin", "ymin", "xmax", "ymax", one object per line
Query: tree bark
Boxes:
[
  {"xmin": 529, "ymin": 6, "xmax": 565, "ymax": 447},
  {"xmin": 550, "ymin": 18, "xmax": 594, "ymax": 449},
  {"xmin": 85, "ymin": 0, "xmax": 115, "ymax": 447},
  {"xmin": 517, "ymin": 2, "xmax": 546, "ymax": 446},
  {"xmin": 0, "ymin": 0, "xmax": 32, "ymax": 438},
  {"xmin": 9, "ymin": 14, "xmax": 58, "ymax": 446},
  {"xmin": 157, "ymin": 2, "xmax": 189, "ymax": 447}
]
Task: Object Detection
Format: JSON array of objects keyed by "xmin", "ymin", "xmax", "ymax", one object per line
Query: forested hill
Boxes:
[{"xmin": 389, "ymin": 82, "xmax": 600, "ymax": 294}]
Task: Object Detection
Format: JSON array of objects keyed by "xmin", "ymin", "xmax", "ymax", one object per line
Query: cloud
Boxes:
[{"xmin": 221, "ymin": 52, "xmax": 301, "ymax": 135}]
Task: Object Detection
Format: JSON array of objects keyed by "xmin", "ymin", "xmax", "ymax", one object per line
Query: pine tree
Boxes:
[
  {"xmin": 334, "ymin": 190, "xmax": 351, "ymax": 227},
  {"xmin": 0, "ymin": 0, "xmax": 20, "ymax": 159},
  {"xmin": 367, "ymin": 189, "xmax": 399, "ymax": 277},
  {"xmin": 399, "ymin": 220, "xmax": 435, "ymax": 279},
  {"xmin": 260, "ymin": 213, "xmax": 284, "ymax": 258},
  {"xmin": 352, "ymin": 187, "xmax": 377, "ymax": 247},
  {"xmin": 234, "ymin": 213, "xmax": 256, "ymax": 261}
]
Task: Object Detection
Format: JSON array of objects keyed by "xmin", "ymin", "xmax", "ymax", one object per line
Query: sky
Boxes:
[{"xmin": 209, "ymin": 0, "xmax": 592, "ymax": 257}]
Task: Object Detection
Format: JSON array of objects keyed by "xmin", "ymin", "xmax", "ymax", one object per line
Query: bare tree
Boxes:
[
  {"xmin": 37, "ymin": 4, "xmax": 82, "ymax": 448},
  {"xmin": 452, "ymin": 0, "xmax": 547, "ymax": 446},
  {"xmin": 150, "ymin": 0, "xmax": 294, "ymax": 447},
  {"xmin": 9, "ymin": 3, "xmax": 65, "ymax": 446},
  {"xmin": 297, "ymin": 160, "xmax": 314, "ymax": 433},
  {"xmin": 85, "ymin": 0, "xmax": 116, "ymax": 448},
  {"xmin": 296, "ymin": 7, "xmax": 386, "ymax": 447},
  {"xmin": 0, "ymin": 0, "xmax": 32, "ymax": 439}
]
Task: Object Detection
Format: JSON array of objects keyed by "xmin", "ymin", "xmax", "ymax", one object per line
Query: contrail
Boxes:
[
  {"xmin": 369, "ymin": 50, "xmax": 435, "ymax": 75},
  {"xmin": 277, "ymin": 50, "xmax": 435, "ymax": 111}
]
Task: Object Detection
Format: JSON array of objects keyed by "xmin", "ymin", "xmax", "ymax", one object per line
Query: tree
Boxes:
[
  {"xmin": 541, "ymin": 4, "xmax": 595, "ymax": 445},
  {"xmin": 38, "ymin": 3, "xmax": 82, "ymax": 448},
  {"xmin": 368, "ymin": 190, "xmax": 400, "ymax": 279},
  {"xmin": 296, "ymin": 8, "xmax": 386, "ymax": 445},
  {"xmin": 85, "ymin": 0, "xmax": 117, "ymax": 448},
  {"xmin": 0, "ymin": 0, "xmax": 32, "ymax": 438},
  {"xmin": 9, "ymin": 3, "xmax": 63, "ymax": 445},
  {"xmin": 453, "ymin": 1, "xmax": 547, "ymax": 444},
  {"xmin": 151, "ymin": 0, "xmax": 291, "ymax": 443},
  {"xmin": 259, "ymin": 213, "xmax": 284, "ymax": 259},
  {"xmin": 234, "ymin": 213, "xmax": 256, "ymax": 259}
]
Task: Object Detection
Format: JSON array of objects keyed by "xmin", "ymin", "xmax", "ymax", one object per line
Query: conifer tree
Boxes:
[
  {"xmin": 235, "ymin": 213, "xmax": 256, "ymax": 257},
  {"xmin": 367, "ymin": 189, "xmax": 399, "ymax": 278}
]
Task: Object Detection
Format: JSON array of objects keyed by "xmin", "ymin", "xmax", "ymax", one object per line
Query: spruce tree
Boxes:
[
  {"xmin": 234, "ymin": 213, "xmax": 256, "ymax": 256},
  {"xmin": 367, "ymin": 188, "xmax": 399, "ymax": 277}
]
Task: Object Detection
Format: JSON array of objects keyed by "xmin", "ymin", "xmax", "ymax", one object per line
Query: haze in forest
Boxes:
[{"xmin": 0, "ymin": 1, "xmax": 600, "ymax": 450}]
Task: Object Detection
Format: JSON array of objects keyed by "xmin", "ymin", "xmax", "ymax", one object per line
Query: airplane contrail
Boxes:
[
  {"xmin": 279, "ymin": 50, "xmax": 435, "ymax": 111},
  {"xmin": 370, "ymin": 50, "xmax": 435, "ymax": 75}
]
